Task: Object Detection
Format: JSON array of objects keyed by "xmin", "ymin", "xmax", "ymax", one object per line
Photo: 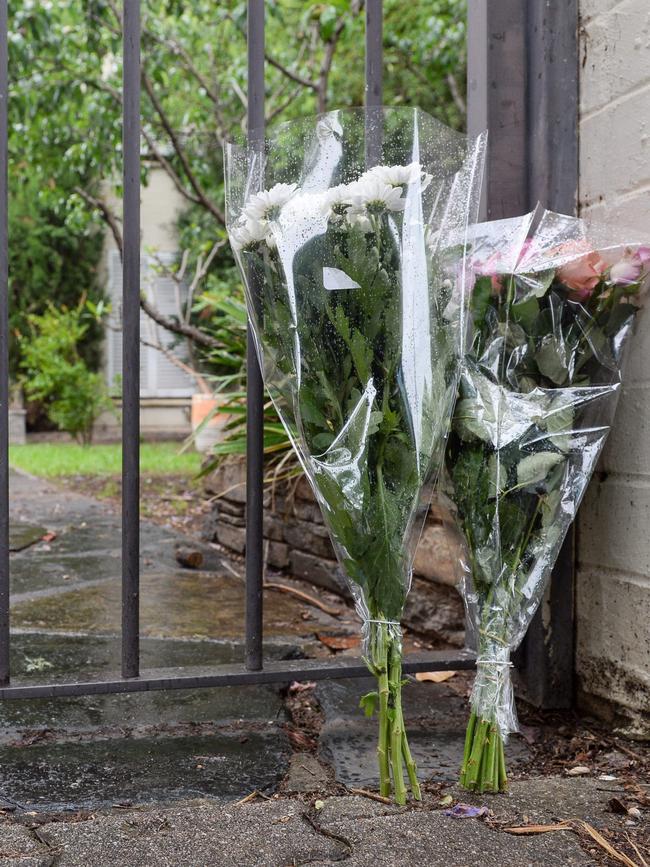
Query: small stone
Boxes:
[
  {"xmin": 627, "ymin": 807, "xmax": 641, "ymax": 819},
  {"xmin": 314, "ymin": 799, "xmax": 325, "ymax": 811},
  {"xmin": 566, "ymin": 766, "xmax": 590, "ymax": 776}
]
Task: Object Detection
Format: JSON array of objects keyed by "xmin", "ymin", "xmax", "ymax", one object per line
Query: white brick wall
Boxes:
[{"xmin": 578, "ymin": 0, "xmax": 650, "ymax": 728}]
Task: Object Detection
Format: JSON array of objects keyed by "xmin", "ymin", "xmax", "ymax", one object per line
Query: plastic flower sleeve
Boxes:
[
  {"xmin": 225, "ymin": 108, "xmax": 486, "ymax": 803},
  {"xmin": 446, "ymin": 208, "xmax": 649, "ymax": 793}
]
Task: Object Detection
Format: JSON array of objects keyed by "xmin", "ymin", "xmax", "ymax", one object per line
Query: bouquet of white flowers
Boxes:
[{"xmin": 226, "ymin": 108, "xmax": 486, "ymax": 802}]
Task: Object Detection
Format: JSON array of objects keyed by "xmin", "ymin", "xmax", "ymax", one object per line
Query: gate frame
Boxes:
[{"xmin": 0, "ymin": 0, "xmax": 478, "ymax": 700}]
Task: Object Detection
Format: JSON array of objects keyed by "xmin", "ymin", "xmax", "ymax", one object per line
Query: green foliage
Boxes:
[
  {"xmin": 19, "ymin": 304, "xmax": 114, "ymax": 444},
  {"xmin": 8, "ymin": 170, "xmax": 105, "ymax": 379},
  {"xmin": 9, "ymin": 441, "xmax": 201, "ymax": 478},
  {"xmin": 8, "ymin": 0, "xmax": 466, "ymax": 450}
]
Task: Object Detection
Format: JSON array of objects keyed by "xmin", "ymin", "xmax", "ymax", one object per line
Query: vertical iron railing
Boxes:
[
  {"xmin": 0, "ymin": 0, "xmax": 8, "ymax": 688},
  {"xmin": 121, "ymin": 0, "xmax": 141, "ymax": 679},
  {"xmin": 0, "ymin": 0, "xmax": 476, "ymax": 700},
  {"xmin": 244, "ymin": 0, "xmax": 265, "ymax": 672},
  {"xmin": 365, "ymin": 0, "xmax": 383, "ymax": 108}
]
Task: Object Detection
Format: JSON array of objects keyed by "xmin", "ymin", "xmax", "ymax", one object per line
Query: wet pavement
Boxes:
[
  {"xmin": 316, "ymin": 678, "xmax": 530, "ymax": 789},
  {"xmin": 0, "ymin": 782, "xmax": 638, "ymax": 866},
  {"xmin": 1, "ymin": 470, "xmax": 328, "ymax": 809},
  {"xmin": 0, "ymin": 470, "xmax": 647, "ymax": 864}
]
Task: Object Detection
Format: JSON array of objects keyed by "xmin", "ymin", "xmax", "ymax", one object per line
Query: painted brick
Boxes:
[
  {"xmin": 580, "ymin": 87, "xmax": 650, "ymax": 204},
  {"xmin": 580, "ymin": 189, "xmax": 650, "ymax": 234},
  {"xmin": 581, "ymin": 0, "xmax": 650, "ymax": 114},
  {"xmin": 601, "ymin": 384, "xmax": 650, "ymax": 475},
  {"xmin": 581, "ymin": 0, "xmax": 629, "ymax": 23},
  {"xmin": 578, "ymin": 476, "xmax": 650, "ymax": 577},
  {"xmin": 576, "ymin": 567, "xmax": 650, "ymax": 712},
  {"xmin": 578, "ymin": 0, "xmax": 650, "ymax": 726}
]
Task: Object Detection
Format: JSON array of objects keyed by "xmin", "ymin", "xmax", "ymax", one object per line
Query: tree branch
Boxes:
[
  {"xmin": 75, "ymin": 189, "xmax": 221, "ymax": 352},
  {"xmin": 316, "ymin": 3, "xmax": 361, "ymax": 114},
  {"xmin": 140, "ymin": 294, "xmax": 220, "ymax": 350},
  {"xmin": 266, "ymin": 53, "xmax": 317, "ymax": 91},
  {"xmin": 446, "ymin": 72, "xmax": 467, "ymax": 117},
  {"xmin": 141, "ymin": 126, "xmax": 203, "ymax": 209},
  {"xmin": 75, "ymin": 187, "xmax": 123, "ymax": 256},
  {"xmin": 141, "ymin": 71, "xmax": 226, "ymax": 225},
  {"xmin": 141, "ymin": 337, "xmax": 211, "ymax": 394}
]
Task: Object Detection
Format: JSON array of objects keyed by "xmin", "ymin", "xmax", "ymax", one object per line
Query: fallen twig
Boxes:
[
  {"xmin": 614, "ymin": 741, "xmax": 647, "ymax": 763},
  {"xmin": 263, "ymin": 581, "xmax": 344, "ymax": 617},
  {"xmin": 234, "ymin": 790, "xmax": 270, "ymax": 806},
  {"xmin": 348, "ymin": 787, "xmax": 392, "ymax": 805},
  {"xmin": 504, "ymin": 819, "xmax": 642, "ymax": 867},
  {"xmin": 625, "ymin": 833, "xmax": 648, "ymax": 867}
]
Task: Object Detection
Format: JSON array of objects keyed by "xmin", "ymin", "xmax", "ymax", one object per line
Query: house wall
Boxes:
[
  {"xmin": 578, "ymin": 0, "xmax": 650, "ymax": 731},
  {"xmin": 98, "ymin": 166, "xmax": 194, "ymax": 438}
]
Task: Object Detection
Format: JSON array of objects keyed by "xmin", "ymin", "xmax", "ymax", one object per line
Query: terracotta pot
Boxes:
[{"xmin": 191, "ymin": 393, "xmax": 231, "ymax": 453}]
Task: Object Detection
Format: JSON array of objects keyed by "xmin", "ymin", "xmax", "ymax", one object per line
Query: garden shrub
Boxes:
[{"xmin": 19, "ymin": 304, "xmax": 114, "ymax": 444}]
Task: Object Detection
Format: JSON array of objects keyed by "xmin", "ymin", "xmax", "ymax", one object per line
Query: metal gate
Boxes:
[{"xmin": 0, "ymin": 0, "xmax": 475, "ymax": 700}]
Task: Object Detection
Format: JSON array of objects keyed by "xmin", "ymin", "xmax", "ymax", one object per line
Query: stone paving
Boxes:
[
  {"xmin": 0, "ymin": 782, "xmax": 638, "ymax": 866},
  {"xmin": 0, "ymin": 469, "xmax": 646, "ymax": 865}
]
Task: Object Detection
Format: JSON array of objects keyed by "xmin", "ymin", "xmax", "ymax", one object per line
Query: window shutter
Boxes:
[{"xmin": 106, "ymin": 249, "xmax": 195, "ymax": 398}]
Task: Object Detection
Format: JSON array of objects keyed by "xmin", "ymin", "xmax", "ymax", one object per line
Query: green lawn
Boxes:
[{"xmin": 9, "ymin": 441, "xmax": 202, "ymax": 478}]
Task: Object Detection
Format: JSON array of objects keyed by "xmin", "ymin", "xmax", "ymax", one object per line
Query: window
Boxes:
[{"xmin": 106, "ymin": 249, "xmax": 195, "ymax": 398}]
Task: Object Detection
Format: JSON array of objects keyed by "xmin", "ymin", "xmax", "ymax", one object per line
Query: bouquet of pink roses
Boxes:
[{"xmin": 447, "ymin": 209, "xmax": 648, "ymax": 793}]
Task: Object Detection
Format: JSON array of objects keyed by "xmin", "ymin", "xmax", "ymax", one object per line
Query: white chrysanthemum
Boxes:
[
  {"xmin": 348, "ymin": 176, "xmax": 406, "ymax": 215},
  {"xmin": 230, "ymin": 218, "xmax": 273, "ymax": 253},
  {"xmin": 366, "ymin": 162, "xmax": 432, "ymax": 192},
  {"xmin": 321, "ymin": 184, "xmax": 354, "ymax": 221},
  {"xmin": 242, "ymin": 182, "xmax": 298, "ymax": 224}
]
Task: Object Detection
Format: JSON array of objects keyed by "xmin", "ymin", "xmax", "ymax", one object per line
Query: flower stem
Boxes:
[
  {"xmin": 389, "ymin": 642, "xmax": 407, "ymax": 805},
  {"xmin": 375, "ymin": 624, "xmax": 391, "ymax": 797},
  {"xmin": 368, "ymin": 619, "xmax": 421, "ymax": 803},
  {"xmin": 459, "ymin": 713, "xmax": 507, "ymax": 793}
]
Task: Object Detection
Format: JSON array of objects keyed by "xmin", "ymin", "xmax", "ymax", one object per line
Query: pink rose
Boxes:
[
  {"xmin": 609, "ymin": 246, "xmax": 650, "ymax": 285},
  {"xmin": 636, "ymin": 245, "xmax": 650, "ymax": 264},
  {"xmin": 555, "ymin": 241, "xmax": 607, "ymax": 301},
  {"xmin": 610, "ymin": 257, "xmax": 642, "ymax": 285}
]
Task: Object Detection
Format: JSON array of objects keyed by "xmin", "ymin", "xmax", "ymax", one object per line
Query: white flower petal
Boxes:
[
  {"xmin": 242, "ymin": 182, "xmax": 298, "ymax": 223},
  {"xmin": 366, "ymin": 162, "xmax": 432, "ymax": 192}
]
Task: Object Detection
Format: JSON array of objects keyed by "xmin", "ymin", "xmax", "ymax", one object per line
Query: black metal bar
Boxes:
[
  {"xmin": 466, "ymin": 0, "xmax": 579, "ymax": 709},
  {"xmin": 244, "ymin": 0, "xmax": 265, "ymax": 672},
  {"xmin": 0, "ymin": 650, "xmax": 476, "ymax": 700},
  {"xmin": 121, "ymin": 0, "xmax": 141, "ymax": 679},
  {"xmin": 519, "ymin": 0, "xmax": 579, "ymax": 709},
  {"xmin": 365, "ymin": 0, "xmax": 383, "ymax": 108},
  {"xmin": 467, "ymin": 0, "xmax": 528, "ymax": 221},
  {"xmin": 364, "ymin": 0, "xmax": 383, "ymax": 168},
  {"xmin": 466, "ymin": 0, "xmax": 488, "ymax": 222},
  {"xmin": 0, "ymin": 0, "xmax": 8, "ymax": 688}
]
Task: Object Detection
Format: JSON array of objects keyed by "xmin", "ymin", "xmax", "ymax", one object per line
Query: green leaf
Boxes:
[
  {"xmin": 312, "ymin": 431, "xmax": 335, "ymax": 452},
  {"xmin": 359, "ymin": 690, "xmax": 379, "ymax": 718},
  {"xmin": 516, "ymin": 268, "xmax": 555, "ymax": 299},
  {"xmin": 535, "ymin": 339, "xmax": 570, "ymax": 385},
  {"xmin": 544, "ymin": 400, "xmax": 574, "ymax": 452},
  {"xmin": 511, "ymin": 296, "xmax": 539, "ymax": 330},
  {"xmin": 470, "ymin": 276, "xmax": 493, "ymax": 331},
  {"xmin": 516, "ymin": 452, "xmax": 564, "ymax": 487},
  {"xmin": 349, "ymin": 329, "xmax": 373, "ymax": 384}
]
